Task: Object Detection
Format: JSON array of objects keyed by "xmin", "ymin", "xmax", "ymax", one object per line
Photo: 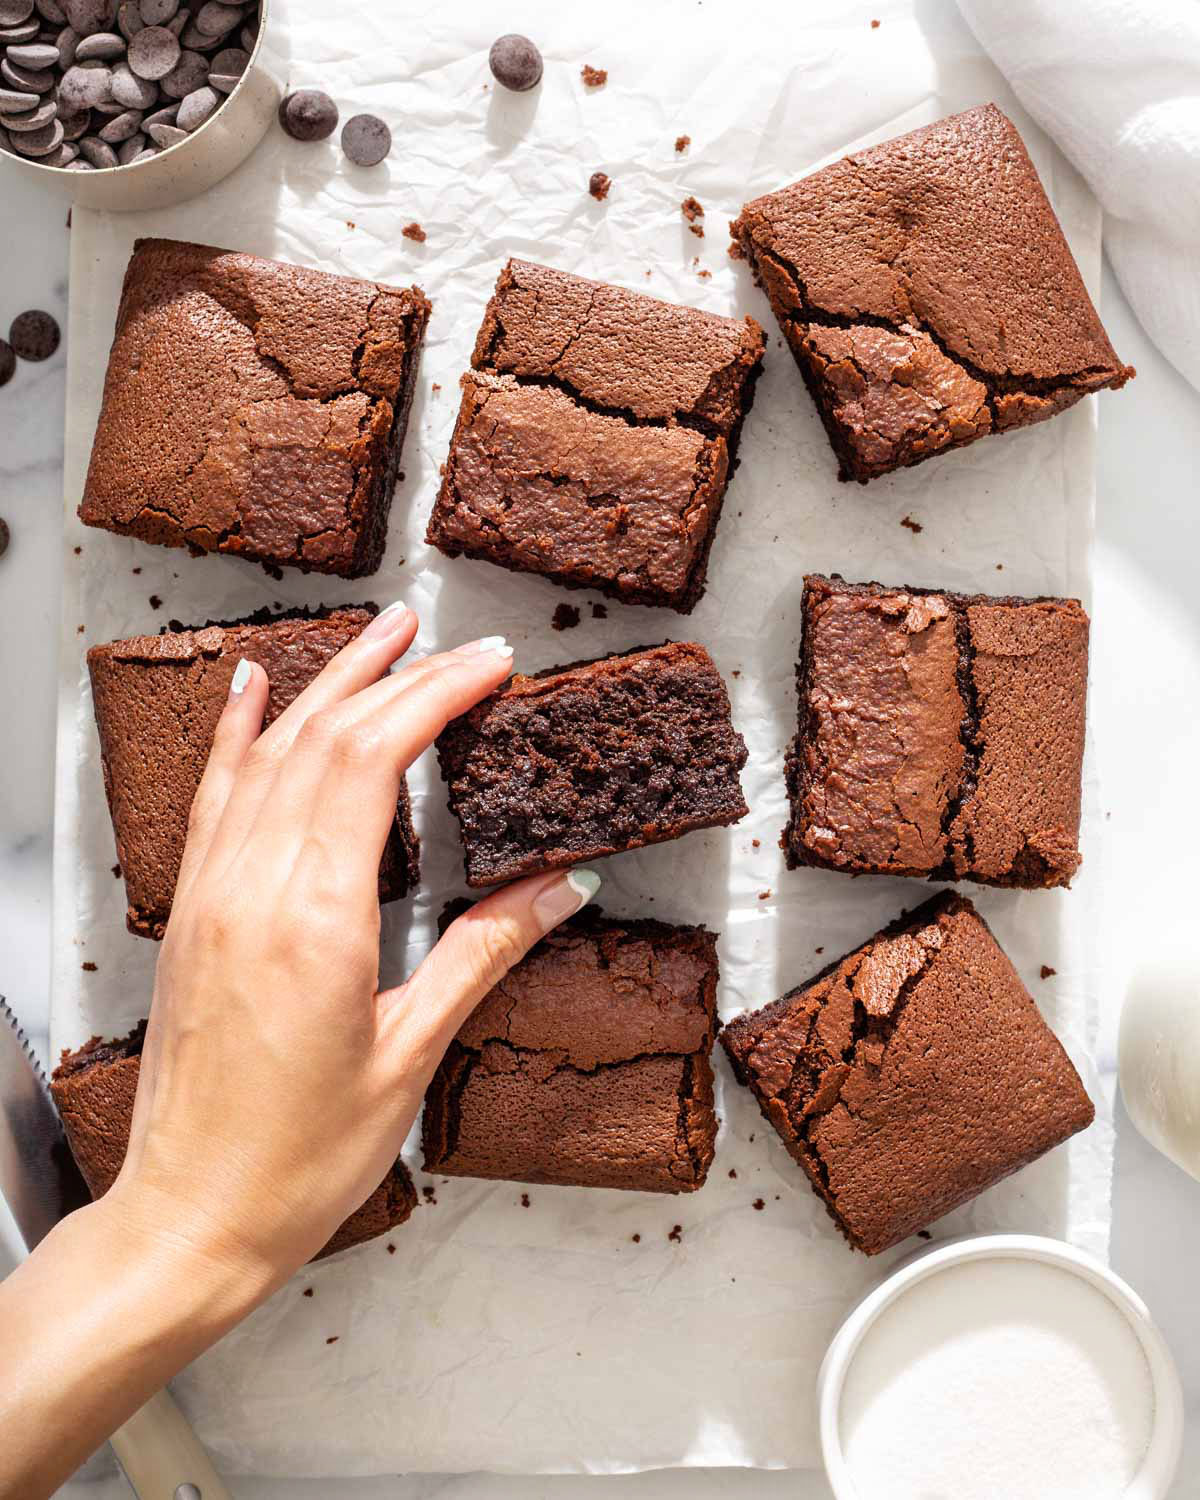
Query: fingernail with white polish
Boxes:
[
  {"xmin": 361, "ymin": 600, "xmax": 412, "ymax": 640},
  {"xmin": 533, "ymin": 867, "xmax": 601, "ymax": 928},
  {"xmin": 229, "ymin": 658, "xmax": 252, "ymax": 697},
  {"xmin": 461, "ymin": 635, "xmax": 513, "ymax": 658}
]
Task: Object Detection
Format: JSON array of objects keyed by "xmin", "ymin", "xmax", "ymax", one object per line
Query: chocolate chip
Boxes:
[
  {"xmin": 174, "ymin": 79, "xmax": 214, "ymax": 128},
  {"xmin": 144, "ymin": 116, "xmax": 180, "ymax": 145},
  {"xmin": 340, "ymin": 110, "xmax": 388, "ymax": 166},
  {"xmin": 109, "ymin": 56, "xmax": 154, "ymax": 104},
  {"xmin": 138, "ymin": 95, "xmax": 171, "ymax": 125},
  {"xmin": 59, "ymin": 59, "xmax": 110, "ymax": 106},
  {"xmin": 206, "ymin": 68, "xmax": 234, "ymax": 91},
  {"xmin": 137, "ymin": 0, "xmax": 175, "ymax": 19},
  {"xmin": 9, "ymin": 309, "xmax": 59, "ymax": 360},
  {"xmin": 0, "ymin": 338, "xmax": 15, "ymax": 383},
  {"xmin": 54, "ymin": 21, "xmax": 78, "ymax": 63},
  {"xmin": 72, "ymin": 27, "xmax": 122, "ymax": 57},
  {"xmin": 126, "ymin": 21, "xmax": 176, "ymax": 77},
  {"xmin": 35, "ymin": 0, "xmax": 67, "ymax": 18},
  {"xmin": 1, "ymin": 57, "xmax": 55, "ymax": 90},
  {"xmin": 115, "ymin": 0, "xmax": 141, "ymax": 38},
  {"xmin": 0, "ymin": 517, "xmax": 9, "ymax": 556},
  {"xmin": 114, "ymin": 124, "xmax": 139, "ymax": 157},
  {"xmin": 0, "ymin": 85, "xmax": 39, "ymax": 110},
  {"xmin": 194, "ymin": 0, "xmax": 237, "ymax": 34},
  {"xmin": 488, "ymin": 32, "xmax": 541, "ymax": 91},
  {"xmin": 78, "ymin": 130, "xmax": 115, "ymax": 163},
  {"xmin": 10, "ymin": 113, "xmax": 61, "ymax": 150},
  {"xmin": 277, "ymin": 86, "xmax": 335, "ymax": 140},
  {"xmin": 0, "ymin": 0, "xmax": 36, "ymax": 24},
  {"xmin": 5, "ymin": 95, "xmax": 56, "ymax": 126},
  {"xmin": 6, "ymin": 39, "xmax": 59, "ymax": 65},
  {"xmin": 43, "ymin": 138, "xmax": 77, "ymax": 161},
  {"xmin": 96, "ymin": 103, "xmax": 139, "ymax": 138},
  {"xmin": 157, "ymin": 44, "xmax": 204, "ymax": 96},
  {"xmin": 58, "ymin": 104, "xmax": 89, "ymax": 134},
  {"xmin": 64, "ymin": 0, "xmax": 114, "ymax": 34}
]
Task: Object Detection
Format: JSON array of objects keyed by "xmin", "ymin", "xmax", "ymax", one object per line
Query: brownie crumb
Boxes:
[
  {"xmin": 668, "ymin": 1224, "xmax": 683, "ymax": 1243},
  {"xmin": 749, "ymin": 1134, "xmax": 755, "ymax": 1142},
  {"xmin": 815, "ymin": 946, "xmax": 824, "ymax": 955},
  {"xmin": 758, "ymin": 890, "xmax": 771, "ymax": 901},
  {"xmin": 402, "ymin": 222, "xmax": 427, "ymax": 243},
  {"xmin": 900, "ymin": 514, "xmax": 923, "ymax": 533},
  {"xmin": 581, "ymin": 64, "xmax": 607, "ymax": 87},
  {"xmin": 520, "ymin": 1192, "xmax": 531, "ymax": 1207},
  {"xmin": 871, "ymin": 17, "xmax": 881, "ymax": 26},
  {"xmin": 728, "ymin": 239, "xmax": 745, "ymax": 261},
  {"xmin": 148, "ymin": 595, "xmax": 162, "ymax": 610},
  {"xmin": 73, "ymin": 545, "xmax": 81, "ymax": 555},
  {"xmin": 432, "ymin": 382, "xmax": 442, "ymax": 392},
  {"xmin": 131, "ymin": 566, "xmax": 141, "ymax": 574},
  {"xmin": 1040, "ymin": 965, "xmax": 1057, "ymax": 980},
  {"xmin": 302, "ymin": 1287, "xmax": 314, "ymax": 1297},
  {"xmin": 752, "ymin": 1198, "xmax": 765, "ymax": 1211},
  {"xmin": 674, "ymin": 134, "xmax": 690, "ymax": 153},
  {"xmin": 588, "ymin": 171, "xmax": 611, "ymax": 201},
  {"xmin": 421, "ymin": 1184, "xmax": 437, "ymax": 1204},
  {"xmin": 591, "ymin": 602, "xmax": 607, "ymax": 619},
  {"xmin": 81, "ymin": 961, "xmax": 97, "ymax": 972},
  {"xmin": 751, "ymin": 838, "xmax": 760, "ymax": 848},
  {"xmin": 728, "ymin": 1168, "xmax": 737, "ymax": 1179},
  {"xmin": 917, "ymin": 1229, "xmax": 933, "ymax": 1240},
  {"xmin": 77, "ymin": 626, "xmax": 84, "ymax": 635},
  {"xmin": 325, "ymin": 1336, "xmax": 339, "ymax": 1345},
  {"xmin": 347, "ymin": 221, "xmax": 356, "ymax": 231},
  {"xmin": 111, "ymin": 864, "xmax": 121, "ymax": 878},
  {"xmin": 551, "ymin": 603, "xmax": 581, "ymax": 631},
  {"xmin": 631, "ymin": 1233, "xmax": 642, "ymax": 1243},
  {"xmin": 681, "ymin": 195, "xmax": 705, "ymax": 237},
  {"xmin": 387, "ymin": 1242, "xmax": 396, "ymax": 1254},
  {"xmin": 264, "ymin": 563, "xmax": 284, "ymax": 581},
  {"xmin": 996, "ymin": 563, "xmax": 1004, "ymax": 570},
  {"xmin": 697, "ymin": 268, "xmax": 711, "ymax": 279}
]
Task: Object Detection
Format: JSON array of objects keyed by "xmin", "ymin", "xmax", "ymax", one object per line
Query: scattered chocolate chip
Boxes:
[
  {"xmin": 1040, "ymin": 965, "xmax": 1057, "ymax": 980},
  {"xmin": 81, "ymin": 960, "xmax": 97, "ymax": 971},
  {"xmin": 386, "ymin": 1241, "xmax": 396, "ymax": 1253},
  {"xmin": 0, "ymin": 338, "xmax": 14, "ymax": 385},
  {"xmin": 814, "ymin": 946, "xmax": 823, "ymax": 955},
  {"xmin": 588, "ymin": 169, "xmax": 610, "ymax": 201},
  {"xmin": 0, "ymin": 517, "xmax": 9, "ymax": 556},
  {"xmin": 401, "ymin": 220, "xmax": 425, "ymax": 243},
  {"xmin": 580, "ymin": 63, "xmax": 606, "ymax": 87},
  {"xmin": 111, "ymin": 862, "xmax": 121, "ymax": 876},
  {"xmin": 340, "ymin": 110, "xmax": 389, "ymax": 166},
  {"xmin": 728, "ymin": 1168, "xmax": 737, "ymax": 1179},
  {"xmin": 148, "ymin": 592, "xmax": 162, "ymax": 608},
  {"xmin": 278, "ymin": 87, "xmax": 337, "ymax": 141},
  {"xmin": 752, "ymin": 1198, "xmax": 765, "ymax": 1211},
  {"xmin": 668, "ymin": 1224, "xmax": 682, "ymax": 1243},
  {"xmin": 0, "ymin": 84, "xmax": 39, "ymax": 109},
  {"xmin": 520, "ymin": 1192, "xmax": 530, "ymax": 1207},
  {"xmin": 917, "ymin": 1229, "xmax": 932, "ymax": 1240},
  {"xmin": 488, "ymin": 32, "xmax": 541, "ymax": 91},
  {"xmin": 590, "ymin": 602, "xmax": 607, "ymax": 619},
  {"xmin": 631, "ymin": 1233, "xmax": 641, "ymax": 1243},
  {"xmin": 674, "ymin": 133, "xmax": 690, "ymax": 153},
  {"xmin": 900, "ymin": 514, "xmax": 923, "ymax": 533},
  {"xmin": 9, "ymin": 309, "xmax": 59, "ymax": 360},
  {"xmin": 302, "ymin": 1286, "xmax": 314, "ymax": 1297},
  {"xmin": 421, "ymin": 1184, "xmax": 437, "ymax": 1204},
  {"xmin": 325, "ymin": 1335, "xmax": 338, "ymax": 1345},
  {"xmin": 551, "ymin": 602, "xmax": 580, "ymax": 631}
]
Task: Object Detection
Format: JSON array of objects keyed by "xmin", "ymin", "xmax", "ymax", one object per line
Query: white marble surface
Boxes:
[{"xmin": 2, "ymin": 92, "xmax": 1200, "ymax": 1500}]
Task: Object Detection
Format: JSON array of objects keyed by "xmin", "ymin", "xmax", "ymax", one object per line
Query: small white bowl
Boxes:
[
  {"xmin": 818, "ymin": 1233, "xmax": 1183, "ymax": 1500},
  {"xmin": 0, "ymin": 0, "xmax": 283, "ymax": 212}
]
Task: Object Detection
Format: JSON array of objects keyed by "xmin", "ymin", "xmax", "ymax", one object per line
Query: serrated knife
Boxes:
[{"xmin": 1, "ymin": 996, "xmax": 234, "ymax": 1500}]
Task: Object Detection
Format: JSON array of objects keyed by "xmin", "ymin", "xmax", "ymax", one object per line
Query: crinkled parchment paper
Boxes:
[{"xmin": 53, "ymin": 0, "xmax": 1115, "ymax": 1475}]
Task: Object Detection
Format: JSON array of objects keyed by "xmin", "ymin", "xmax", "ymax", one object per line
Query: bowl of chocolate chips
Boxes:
[{"xmin": 0, "ymin": 0, "xmax": 282, "ymax": 208}]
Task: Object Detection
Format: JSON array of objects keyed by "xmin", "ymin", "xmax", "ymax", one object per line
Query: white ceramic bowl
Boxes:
[
  {"xmin": 0, "ymin": 0, "xmax": 283, "ymax": 212},
  {"xmin": 818, "ymin": 1233, "xmax": 1183, "ymax": 1500}
]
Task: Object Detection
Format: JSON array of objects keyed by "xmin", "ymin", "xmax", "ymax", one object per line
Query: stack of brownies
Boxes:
[{"xmin": 54, "ymin": 102, "xmax": 1131, "ymax": 1260}]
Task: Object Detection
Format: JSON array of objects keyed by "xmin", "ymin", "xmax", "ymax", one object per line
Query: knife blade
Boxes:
[{"xmin": 0, "ymin": 994, "xmax": 89, "ymax": 1251}]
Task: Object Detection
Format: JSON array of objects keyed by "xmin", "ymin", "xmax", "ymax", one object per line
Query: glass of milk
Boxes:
[{"xmin": 818, "ymin": 1235, "xmax": 1182, "ymax": 1500}]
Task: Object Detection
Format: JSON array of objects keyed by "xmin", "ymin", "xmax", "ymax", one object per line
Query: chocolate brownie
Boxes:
[
  {"xmin": 731, "ymin": 105, "xmax": 1133, "ymax": 482},
  {"xmin": 78, "ymin": 239, "xmax": 430, "ymax": 576},
  {"xmin": 436, "ymin": 642, "xmax": 748, "ymax": 886},
  {"xmin": 721, "ymin": 892, "xmax": 1093, "ymax": 1254},
  {"xmin": 422, "ymin": 903, "xmax": 719, "ymax": 1192},
  {"xmin": 425, "ymin": 259, "xmax": 765, "ymax": 612},
  {"xmin": 783, "ymin": 574, "xmax": 1088, "ymax": 889},
  {"xmin": 88, "ymin": 607, "xmax": 419, "ymax": 939},
  {"xmin": 51, "ymin": 1024, "xmax": 416, "ymax": 1259}
]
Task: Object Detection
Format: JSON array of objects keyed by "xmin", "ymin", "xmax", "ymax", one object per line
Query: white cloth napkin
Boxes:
[{"xmin": 956, "ymin": 0, "xmax": 1200, "ymax": 393}]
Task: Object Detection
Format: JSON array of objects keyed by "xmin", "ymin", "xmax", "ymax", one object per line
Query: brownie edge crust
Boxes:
[
  {"xmin": 51, "ymin": 1024, "xmax": 417, "ymax": 1260},
  {"xmin": 720, "ymin": 893, "xmax": 1094, "ymax": 1254}
]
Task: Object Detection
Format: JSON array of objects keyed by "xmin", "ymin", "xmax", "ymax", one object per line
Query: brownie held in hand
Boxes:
[
  {"xmin": 436, "ymin": 642, "xmax": 748, "ymax": 887},
  {"xmin": 423, "ymin": 904, "xmax": 720, "ymax": 1193},
  {"xmin": 89, "ymin": 607, "xmax": 420, "ymax": 939},
  {"xmin": 783, "ymin": 574, "xmax": 1088, "ymax": 889},
  {"xmin": 51, "ymin": 1025, "xmax": 416, "ymax": 1260},
  {"xmin": 426, "ymin": 258, "xmax": 765, "ymax": 611},
  {"xmin": 721, "ymin": 893, "xmax": 1093, "ymax": 1254},
  {"xmin": 731, "ymin": 105, "xmax": 1132, "ymax": 482},
  {"xmin": 79, "ymin": 239, "xmax": 430, "ymax": 576}
]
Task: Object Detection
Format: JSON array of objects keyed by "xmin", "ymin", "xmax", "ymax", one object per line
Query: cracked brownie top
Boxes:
[
  {"xmin": 720, "ymin": 892, "xmax": 1094, "ymax": 1253},
  {"xmin": 783, "ymin": 574, "xmax": 1088, "ymax": 890},
  {"xmin": 79, "ymin": 238, "xmax": 430, "ymax": 577},
  {"xmin": 732, "ymin": 104, "xmax": 1132, "ymax": 481},
  {"xmin": 426, "ymin": 258, "xmax": 764, "ymax": 612},
  {"xmin": 422, "ymin": 903, "xmax": 720, "ymax": 1193}
]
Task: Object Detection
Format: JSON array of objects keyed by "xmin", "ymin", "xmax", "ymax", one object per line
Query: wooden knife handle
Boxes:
[{"xmin": 109, "ymin": 1388, "xmax": 233, "ymax": 1500}]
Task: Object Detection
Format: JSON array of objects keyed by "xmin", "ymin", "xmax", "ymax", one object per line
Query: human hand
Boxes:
[{"xmin": 109, "ymin": 602, "xmax": 599, "ymax": 1301}]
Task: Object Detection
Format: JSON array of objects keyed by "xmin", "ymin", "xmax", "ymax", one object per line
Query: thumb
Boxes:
[{"xmin": 377, "ymin": 868, "xmax": 602, "ymax": 1088}]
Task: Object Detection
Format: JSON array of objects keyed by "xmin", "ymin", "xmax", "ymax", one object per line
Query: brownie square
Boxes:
[
  {"xmin": 731, "ymin": 104, "xmax": 1132, "ymax": 482},
  {"xmin": 79, "ymin": 238, "xmax": 431, "ymax": 577},
  {"xmin": 721, "ymin": 893, "xmax": 1093, "ymax": 1254},
  {"xmin": 51, "ymin": 1024, "xmax": 416, "ymax": 1259},
  {"xmin": 88, "ymin": 607, "xmax": 420, "ymax": 939},
  {"xmin": 783, "ymin": 574, "xmax": 1088, "ymax": 889},
  {"xmin": 425, "ymin": 258, "xmax": 765, "ymax": 611},
  {"xmin": 422, "ymin": 904, "xmax": 719, "ymax": 1193},
  {"xmin": 436, "ymin": 642, "xmax": 748, "ymax": 887}
]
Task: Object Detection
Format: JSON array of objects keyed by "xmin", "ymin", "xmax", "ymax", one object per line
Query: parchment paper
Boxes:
[{"xmin": 53, "ymin": 0, "xmax": 1115, "ymax": 1475}]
